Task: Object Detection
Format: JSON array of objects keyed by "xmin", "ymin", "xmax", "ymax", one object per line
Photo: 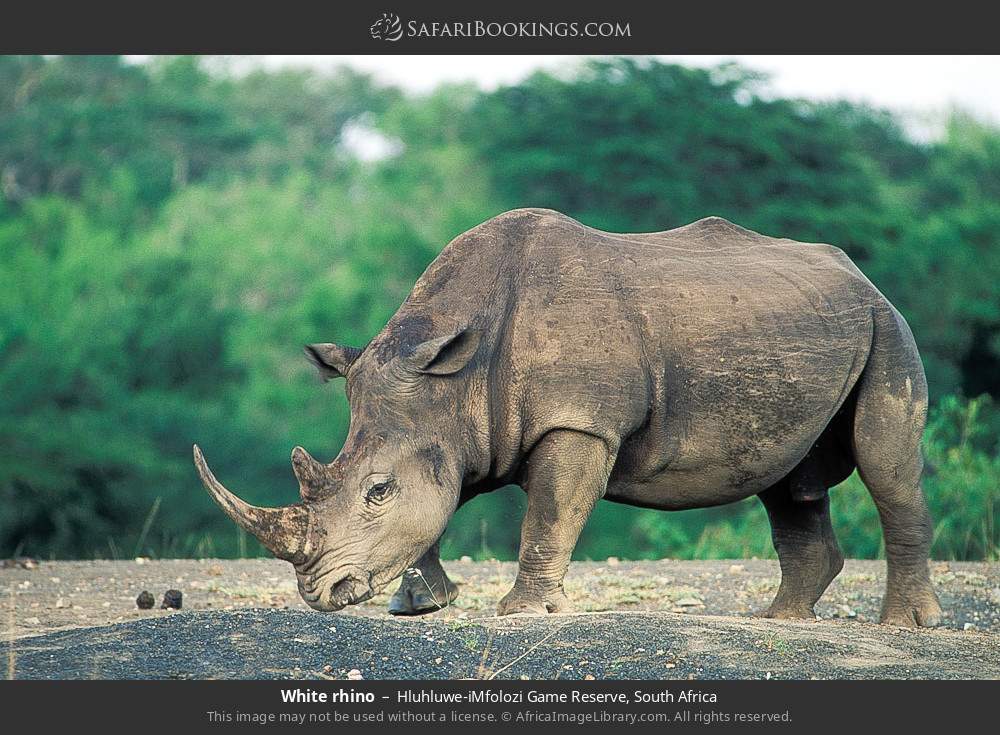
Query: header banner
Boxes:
[{"xmin": 1, "ymin": 2, "xmax": 997, "ymax": 53}]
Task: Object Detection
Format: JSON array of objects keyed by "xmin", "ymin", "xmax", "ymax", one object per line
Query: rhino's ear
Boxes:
[
  {"xmin": 304, "ymin": 343, "xmax": 362, "ymax": 381},
  {"xmin": 408, "ymin": 328, "xmax": 481, "ymax": 376}
]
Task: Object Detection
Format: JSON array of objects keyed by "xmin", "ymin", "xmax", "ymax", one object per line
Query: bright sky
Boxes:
[{"xmin": 245, "ymin": 55, "xmax": 1000, "ymax": 129}]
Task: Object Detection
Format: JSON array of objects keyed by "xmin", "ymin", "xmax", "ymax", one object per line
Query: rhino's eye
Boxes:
[{"xmin": 365, "ymin": 480, "xmax": 394, "ymax": 505}]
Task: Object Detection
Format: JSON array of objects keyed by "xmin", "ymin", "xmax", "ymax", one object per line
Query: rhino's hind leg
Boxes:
[
  {"xmin": 387, "ymin": 541, "xmax": 459, "ymax": 616},
  {"xmin": 497, "ymin": 430, "xmax": 614, "ymax": 616},
  {"xmin": 852, "ymin": 311, "xmax": 941, "ymax": 628},
  {"xmin": 758, "ymin": 480, "xmax": 844, "ymax": 620}
]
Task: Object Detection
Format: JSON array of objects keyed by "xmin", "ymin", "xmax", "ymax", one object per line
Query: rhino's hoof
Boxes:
[
  {"xmin": 880, "ymin": 594, "xmax": 943, "ymax": 628},
  {"xmin": 497, "ymin": 589, "xmax": 570, "ymax": 616},
  {"xmin": 387, "ymin": 578, "xmax": 459, "ymax": 616},
  {"xmin": 497, "ymin": 599, "xmax": 548, "ymax": 616},
  {"xmin": 760, "ymin": 601, "xmax": 817, "ymax": 620}
]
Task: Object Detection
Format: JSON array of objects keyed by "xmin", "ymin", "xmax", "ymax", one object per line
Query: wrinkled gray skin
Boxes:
[{"xmin": 195, "ymin": 209, "xmax": 942, "ymax": 627}]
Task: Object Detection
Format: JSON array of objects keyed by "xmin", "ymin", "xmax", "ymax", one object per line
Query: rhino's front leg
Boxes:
[
  {"xmin": 498, "ymin": 431, "xmax": 615, "ymax": 616},
  {"xmin": 387, "ymin": 541, "xmax": 460, "ymax": 616}
]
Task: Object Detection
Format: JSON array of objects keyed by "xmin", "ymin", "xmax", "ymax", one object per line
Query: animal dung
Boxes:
[
  {"xmin": 2, "ymin": 557, "xmax": 38, "ymax": 569},
  {"xmin": 136, "ymin": 590, "xmax": 155, "ymax": 609},
  {"xmin": 161, "ymin": 589, "xmax": 183, "ymax": 609}
]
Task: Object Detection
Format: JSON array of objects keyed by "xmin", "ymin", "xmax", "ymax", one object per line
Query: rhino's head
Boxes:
[{"xmin": 193, "ymin": 326, "xmax": 482, "ymax": 611}]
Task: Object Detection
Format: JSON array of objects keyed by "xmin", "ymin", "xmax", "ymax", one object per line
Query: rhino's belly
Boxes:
[
  {"xmin": 605, "ymin": 374, "xmax": 856, "ymax": 510},
  {"xmin": 604, "ymin": 461, "xmax": 796, "ymax": 511}
]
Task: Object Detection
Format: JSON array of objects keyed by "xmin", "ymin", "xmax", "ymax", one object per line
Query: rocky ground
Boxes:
[{"xmin": 2, "ymin": 558, "xmax": 998, "ymax": 679}]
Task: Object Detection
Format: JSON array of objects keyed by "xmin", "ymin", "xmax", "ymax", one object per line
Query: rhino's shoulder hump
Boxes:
[
  {"xmin": 481, "ymin": 208, "xmax": 582, "ymax": 235},
  {"xmin": 440, "ymin": 208, "xmax": 580, "ymax": 254}
]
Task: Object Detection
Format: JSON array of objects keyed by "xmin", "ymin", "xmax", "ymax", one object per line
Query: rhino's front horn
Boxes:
[{"xmin": 193, "ymin": 445, "xmax": 309, "ymax": 562}]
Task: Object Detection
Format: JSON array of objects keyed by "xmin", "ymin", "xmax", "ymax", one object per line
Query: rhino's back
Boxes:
[{"xmin": 520, "ymin": 211, "xmax": 871, "ymax": 293}]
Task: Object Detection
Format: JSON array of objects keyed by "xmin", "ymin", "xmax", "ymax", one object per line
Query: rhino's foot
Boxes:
[
  {"xmin": 759, "ymin": 551, "xmax": 843, "ymax": 622},
  {"xmin": 760, "ymin": 603, "xmax": 817, "ymax": 621},
  {"xmin": 387, "ymin": 572, "xmax": 459, "ymax": 616},
  {"xmin": 497, "ymin": 587, "xmax": 570, "ymax": 616},
  {"xmin": 880, "ymin": 586, "xmax": 942, "ymax": 628}
]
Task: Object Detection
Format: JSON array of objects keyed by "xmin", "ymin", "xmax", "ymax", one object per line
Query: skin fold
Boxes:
[{"xmin": 195, "ymin": 208, "xmax": 941, "ymax": 627}]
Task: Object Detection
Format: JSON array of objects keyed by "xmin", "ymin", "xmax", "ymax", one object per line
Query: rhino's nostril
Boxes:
[
  {"xmin": 300, "ymin": 577, "xmax": 318, "ymax": 594},
  {"xmin": 319, "ymin": 575, "xmax": 353, "ymax": 607}
]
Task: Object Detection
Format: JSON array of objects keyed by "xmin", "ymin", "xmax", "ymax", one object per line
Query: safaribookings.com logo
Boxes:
[
  {"xmin": 370, "ymin": 13, "xmax": 404, "ymax": 41},
  {"xmin": 369, "ymin": 13, "xmax": 631, "ymax": 42}
]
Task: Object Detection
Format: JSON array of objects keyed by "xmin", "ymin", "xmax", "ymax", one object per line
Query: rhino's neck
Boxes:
[{"xmin": 368, "ymin": 218, "xmax": 525, "ymax": 486}]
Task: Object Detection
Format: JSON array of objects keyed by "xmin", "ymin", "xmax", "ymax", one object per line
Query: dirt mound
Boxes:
[{"xmin": 3, "ymin": 559, "xmax": 997, "ymax": 679}]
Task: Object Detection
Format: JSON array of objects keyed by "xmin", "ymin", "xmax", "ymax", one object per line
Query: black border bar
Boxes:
[
  {"xmin": 0, "ymin": 1, "xmax": 998, "ymax": 54},
  {"xmin": 0, "ymin": 680, "xmax": 994, "ymax": 731}
]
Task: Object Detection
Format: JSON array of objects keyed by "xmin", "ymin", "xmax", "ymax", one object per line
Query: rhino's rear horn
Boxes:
[
  {"xmin": 192, "ymin": 445, "xmax": 308, "ymax": 562},
  {"xmin": 291, "ymin": 445, "xmax": 327, "ymax": 501}
]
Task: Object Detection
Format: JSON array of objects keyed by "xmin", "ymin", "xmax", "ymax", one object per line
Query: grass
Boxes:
[{"xmin": 131, "ymin": 497, "xmax": 161, "ymax": 559}]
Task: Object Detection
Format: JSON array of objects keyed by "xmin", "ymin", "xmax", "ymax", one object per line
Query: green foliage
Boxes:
[{"xmin": 0, "ymin": 56, "xmax": 997, "ymax": 561}]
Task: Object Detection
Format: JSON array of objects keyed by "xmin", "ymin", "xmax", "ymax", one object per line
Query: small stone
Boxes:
[
  {"xmin": 963, "ymin": 623, "xmax": 978, "ymax": 632},
  {"xmin": 728, "ymin": 564, "xmax": 745, "ymax": 575},
  {"xmin": 323, "ymin": 665, "xmax": 332, "ymax": 673},
  {"xmin": 460, "ymin": 556, "xmax": 472, "ymax": 563},
  {"xmin": 136, "ymin": 591, "xmax": 155, "ymax": 609},
  {"xmin": 989, "ymin": 588, "xmax": 1000, "ymax": 605},
  {"xmin": 606, "ymin": 557, "xmax": 620, "ymax": 566},
  {"xmin": 134, "ymin": 557, "xmax": 148, "ymax": 565},
  {"xmin": 25, "ymin": 616, "xmax": 41, "ymax": 625},
  {"xmin": 675, "ymin": 597, "xmax": 703, "ymax": 607},
  {"xmin": 584, "ymin": 674, "xmax": 596, "ymax": 680},
  {"xmin": 435, "ymin": 657, "xmax": 443, "ymax": 664},
  {"xmin": 55, "ymin": 598, "xmax": 66, "ymax": 609},
  {"xmin": 161, "ymin": 589, "xmax": 183, "ymax": 609},
  {"xmin": 347, "ymin": 669, "xmax": 364, "ymax": 680},
  {"xmin": 665, "ymin": 663, "xmax": 676, "ymax": 669}
]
